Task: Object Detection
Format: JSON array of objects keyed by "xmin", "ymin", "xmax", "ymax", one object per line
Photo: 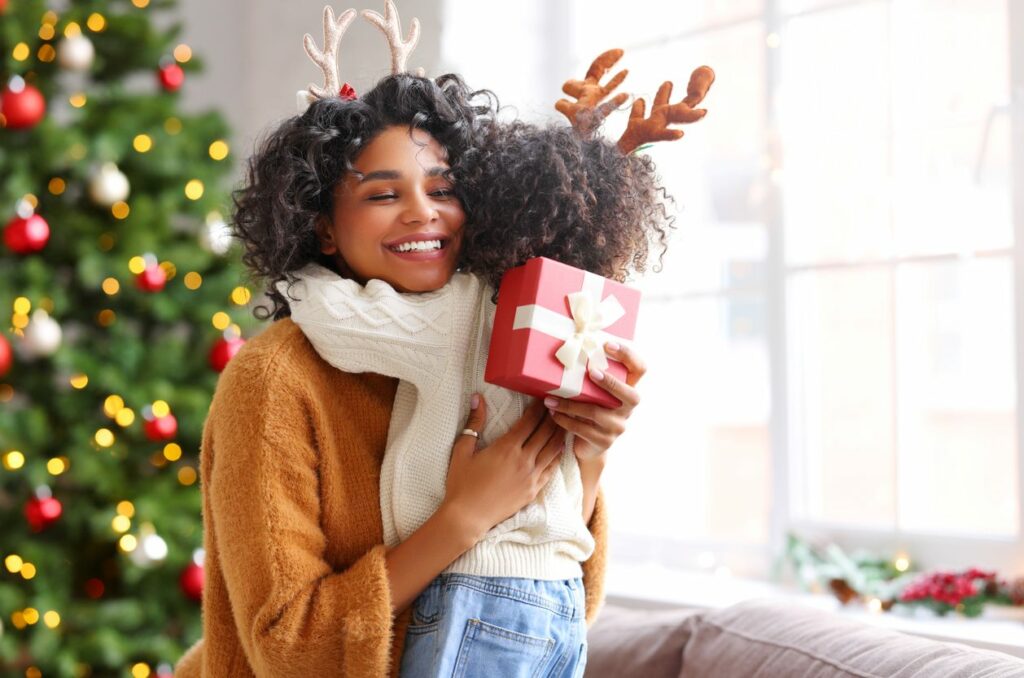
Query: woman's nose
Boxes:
[{"xmin": 401, "ymin": 191, "xmax": 437, "ymax": 224}]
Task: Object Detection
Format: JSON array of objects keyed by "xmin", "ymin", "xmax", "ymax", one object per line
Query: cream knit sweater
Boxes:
[{"xmin": 280, "ymin": 264, "xmax": 594, "ymax": 580}]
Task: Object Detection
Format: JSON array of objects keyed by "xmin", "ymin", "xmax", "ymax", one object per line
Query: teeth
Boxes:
[{"xmin": 392, "ymin": 239, "xmax": 442, "ymax": 253}]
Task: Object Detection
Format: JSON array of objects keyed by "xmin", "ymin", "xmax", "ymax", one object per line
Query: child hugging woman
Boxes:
[{"xmin": 174, "ymin": 4, "xmax": 710, "ymax": 677}]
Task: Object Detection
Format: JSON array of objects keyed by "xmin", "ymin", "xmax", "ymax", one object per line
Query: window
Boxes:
[
  {"xmin": 780, "ymin": 0, "xmax": 1017, "ymax": 568},
  {"xmin": 585, "ymin": 6, "xmax": 776, "ymax": 577},
  {"xmin": 443, "ymin": 0, "xmax": 1020, "ymax": 577}
]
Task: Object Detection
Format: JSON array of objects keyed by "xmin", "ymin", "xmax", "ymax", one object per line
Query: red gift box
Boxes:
[{"xmin": 485, "ymin": 257, "xmax": 642, "ymax": 408}]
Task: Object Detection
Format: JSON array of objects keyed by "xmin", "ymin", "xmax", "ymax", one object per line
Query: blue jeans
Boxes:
[{"xmin": 399, "ymin": 574, "xmax": 588, "ymax": 678}]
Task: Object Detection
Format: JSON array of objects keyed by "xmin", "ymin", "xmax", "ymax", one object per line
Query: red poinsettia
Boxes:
[{"xmin": 899, "ymin": 568, "xmax": 1004, "ymax": 617}]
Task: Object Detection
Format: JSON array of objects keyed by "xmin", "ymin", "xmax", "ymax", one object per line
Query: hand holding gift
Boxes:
[
  {"xmin": 485, "ymin": 257, "xmax": 646, "ymax": 460},
  {"xmin": 545, "ymin": 340, "xmax": 645, "ymax": 462}
]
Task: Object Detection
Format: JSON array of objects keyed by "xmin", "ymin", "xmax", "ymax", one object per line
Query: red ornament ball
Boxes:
[
  {"xmin": 135, "ymin": 264, "xmax": 167, "ymax": 292},
  {"xmin": 0, "ymin": 333, "xmax": 11, "ymax": 377},
  {"xmin": 144, "ymin": 413, "xmax": 178, "ymax": 441},
  {"xmin": 1, "ymin": 83, "xmax": 46, "ymax": 129},
  {"xmin": 209, "ymin": 336, "xmax": 246, "ymax": 372},
  {"xmin": 179, "ymin": 562, "xmax": 203, "ymax": 601},
  {"xmin": 84, "ymin": 577, "xmax": 105, "ymax": 599},
  {"xmin": 3, "ymin": 213, "xmax": 50, "ymax": 254},
  {"xmin": 24, "ymin": 495, "xmax": 62, "ymax": 532},
  {"xmin": 158, "ymin": 63, "xmax": 185, "ymax": 92},
  {"xmin": 0, "ymin": 0, "xmax": 8, "ymax": 14}
]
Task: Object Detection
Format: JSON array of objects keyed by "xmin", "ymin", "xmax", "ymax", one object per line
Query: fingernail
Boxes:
[
  {"xmin": 544, "ymin": 397, "xmax": 559, "ymax": 409},
  {"xmin": 605, "ymin": 341, "xmax": 620, "ymax": 352},
  {"xmin": 590, "ymin": 368, "xmax": 604, "ymax": 382},
  {"xmin": 470, "ymin": 393, "xmax": 480, "ymax": 410}
]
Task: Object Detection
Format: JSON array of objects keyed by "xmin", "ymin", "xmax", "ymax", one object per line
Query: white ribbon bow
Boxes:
[{"xmin": 512, "ymin": 271, "xmax": 627, "ymax": 398}]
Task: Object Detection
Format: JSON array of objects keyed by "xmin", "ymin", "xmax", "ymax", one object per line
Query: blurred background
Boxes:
[{"xmin": 1, "ymin": 0, "xmax": 1021, "ymax": 674}]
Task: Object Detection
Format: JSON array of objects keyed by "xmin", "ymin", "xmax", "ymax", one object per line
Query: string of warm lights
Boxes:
[
  {"xmin": 1, "ymin": 5, "xmax": 251, "ymax": 671},
  {"xmin": 9, "ymin": 8, "xmax": 230, "ymax": 212},
  {"xmin": 4, "ymin": 554, "xmax": 38, "ymax": 581},
  {"xmin": 2, "ymin": 450, "xmax": 25, "ymax": 470},
  {"xmin": 10, "ymin": 264, "xmax": 252, "ymax": 333}
]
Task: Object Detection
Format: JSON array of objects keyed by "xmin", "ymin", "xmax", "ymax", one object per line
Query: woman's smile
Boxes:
[
  {"xmin": 384, "ymin": 232, "xmax": 452, "ymax": 257},
  {"xmin": 316, "ymin": 125, "xmax": 465, "ymax": 293}
]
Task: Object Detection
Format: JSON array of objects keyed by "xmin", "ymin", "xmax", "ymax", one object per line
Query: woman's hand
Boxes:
[
  {"xmin": 443, "ymin": 397, "xmax": 565, "ymax": 542},
  {"xmin": 543, "ymin": 341, "xmax": 646, "ymax": 462}
]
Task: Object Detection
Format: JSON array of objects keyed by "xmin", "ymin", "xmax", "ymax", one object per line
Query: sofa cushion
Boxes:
[
  {"xmin": 680, "ymin": 599, "xmax": 1024, "ymax": 678},
  {"xmin": 584, "ymin": 604, "xmax": 701, "ymax": 678}
]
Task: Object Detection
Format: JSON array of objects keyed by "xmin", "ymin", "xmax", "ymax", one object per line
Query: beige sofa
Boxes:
[{"xmin": 585, "ymin": 600, "xmax": 1024, "ymax": 677}]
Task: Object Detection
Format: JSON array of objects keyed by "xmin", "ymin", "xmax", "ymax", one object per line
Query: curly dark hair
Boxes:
[
  {"xmin": 232, "ymin": 72, "xmax": 674, "ymax": 320},
  {"xmin": 232, "ymin": 73, "xmax": 497, "ymax": 320},
  {"xmin": 455, "ymin": 121, "xmax": 674, "ymax": 300}
]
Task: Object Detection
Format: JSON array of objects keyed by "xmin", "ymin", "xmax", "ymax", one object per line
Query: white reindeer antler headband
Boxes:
[{"xmin": 296, "ymin": 1, "xmax": 425, "ymax": 113}]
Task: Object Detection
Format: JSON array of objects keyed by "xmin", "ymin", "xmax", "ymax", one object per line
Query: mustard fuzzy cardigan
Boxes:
[{"xmin": 174, "ymin": 319, "xmax": 609, "ymax": 677}]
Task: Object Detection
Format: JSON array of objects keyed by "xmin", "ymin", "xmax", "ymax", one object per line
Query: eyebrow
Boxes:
[{"xmin": 358, "ymin": 167, "xmax": 449, "ymax": 183}]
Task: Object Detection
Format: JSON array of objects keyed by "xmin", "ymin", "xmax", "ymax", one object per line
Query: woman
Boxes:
[{"xmin": 172, "ymin": 71, "xmax": 658, "ymax": 676}]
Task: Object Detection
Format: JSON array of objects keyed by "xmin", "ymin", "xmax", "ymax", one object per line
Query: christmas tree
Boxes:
[{"xmin": 0, "ymin": 1, "xmax": 259, "ymax": 674}]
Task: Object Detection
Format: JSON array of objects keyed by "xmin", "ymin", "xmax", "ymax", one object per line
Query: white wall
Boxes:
[
  {"xmin": 438, "ymin": 0, "xmax": 578, "ymax": 122},
  {"xmin": 175, "ymin": 0, "xmax": 446, "ymax": 168}
]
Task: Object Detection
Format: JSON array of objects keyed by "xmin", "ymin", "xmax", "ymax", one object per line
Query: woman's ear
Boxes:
[{"xmin": 314, "ymin": 216, "xmax": 338, "ymax": 255}]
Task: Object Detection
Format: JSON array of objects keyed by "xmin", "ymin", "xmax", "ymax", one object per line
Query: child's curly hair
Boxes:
[
  {"xmin": 455, "ymin": 121, "xmax": 674, "ymax": 300},
  {"xmin": 233, "ymin": 72, "xmax": 674, "ymax": 320}
]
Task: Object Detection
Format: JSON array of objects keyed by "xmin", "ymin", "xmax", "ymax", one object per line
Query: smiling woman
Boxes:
[
  {"xmin": 230, "ymin": 72, "xmax": 489, "ymax": 321},
  {"xmin": 314, "ymin": 125, "xmax": 466, "ymax": 294},
  {"xmin": 185, "ymin": 70, "xmax": 625, "ymax": 678},
  {"xmin": 184, "ymin": 60, "xmax": 688, "ymax": 675}
]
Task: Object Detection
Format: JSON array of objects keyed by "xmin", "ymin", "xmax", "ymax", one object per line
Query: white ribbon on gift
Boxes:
[{"xmin": 512, "ymin": 270, "xmax": 627, "ymax": 398}]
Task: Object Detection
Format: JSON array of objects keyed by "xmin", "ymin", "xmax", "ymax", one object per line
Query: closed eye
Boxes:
[{"xmin": 367, "ymin": 188, "xmax": 456, "ymax": 202}]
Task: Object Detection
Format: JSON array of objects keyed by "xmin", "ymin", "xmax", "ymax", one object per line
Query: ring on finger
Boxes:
[{"xmin": 461, "ymin": 428, "xmax": 479, "ymax": 438}]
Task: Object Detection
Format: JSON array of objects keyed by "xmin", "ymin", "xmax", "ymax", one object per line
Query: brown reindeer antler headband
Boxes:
[
  {"xmin": 296, "ymin": 1, "xmax": 423, "ymax": 113},
  {"xmin": 556, "ymin": 48, "xmax": 715, "ymax": 154},
  {"xmin": 294, "ymin": 5, "xmax": 716, "ymax": 153}
]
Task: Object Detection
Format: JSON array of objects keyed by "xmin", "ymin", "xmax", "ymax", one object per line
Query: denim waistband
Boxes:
[{"xmin": 432, "ymin": 573, "xmax": 584, "ymax": 620}]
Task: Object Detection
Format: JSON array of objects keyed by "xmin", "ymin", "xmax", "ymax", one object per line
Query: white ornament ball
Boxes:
[
  {"xmin": 58, "ymin": 34, "xmax": 95, "ymax": 72},
  {"xmin": 22, "ymin": 310, "xmax": 62, "ymax": 359},
  {"xmin": 201, "ymin": 217, "xmax": 233, "ymax": 255},
  {"xmin": 130, "ymin": 533, "xmax": 169, "ymax": 567},
  {"xmin": 89, "ymin": 163, "xmax": 131, "ymax": 206}
]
